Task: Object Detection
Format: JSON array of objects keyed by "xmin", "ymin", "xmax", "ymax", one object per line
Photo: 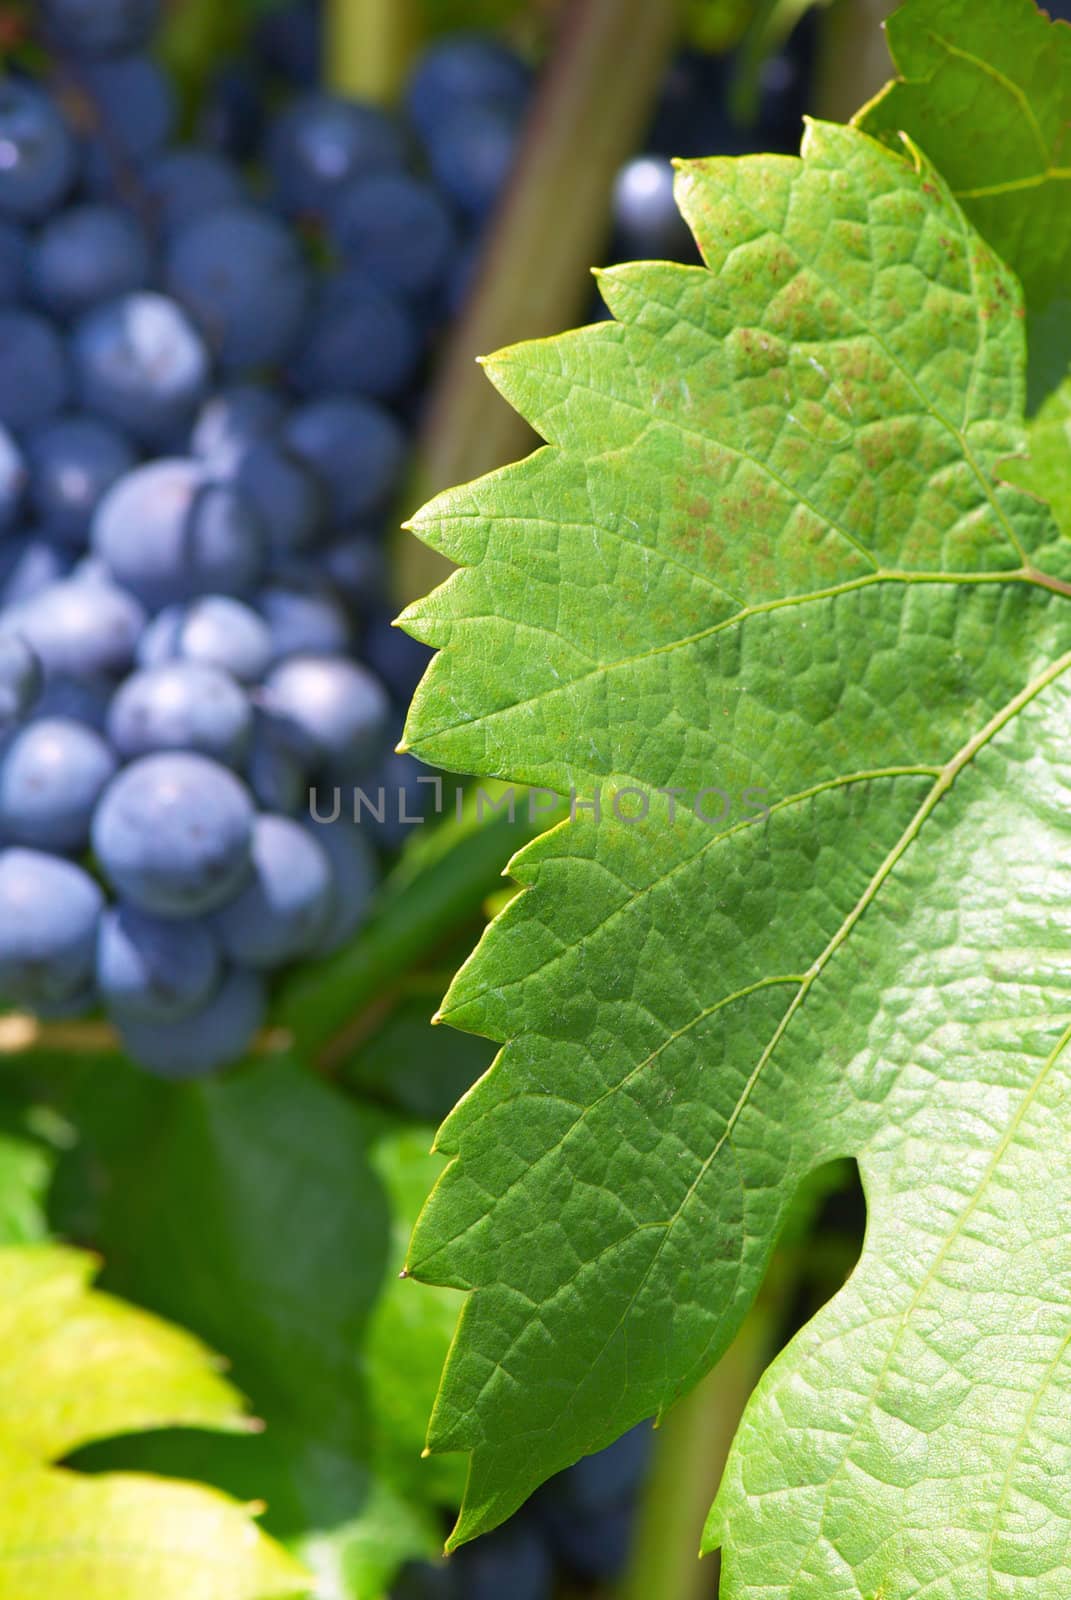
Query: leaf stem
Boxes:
[
  {"xmin": 400, "ymin": 0, "xmax": 681, "ymax": 600},
  {"xmin": 323, "ymin": 0, "xmax": 421, "ymax": 105}
]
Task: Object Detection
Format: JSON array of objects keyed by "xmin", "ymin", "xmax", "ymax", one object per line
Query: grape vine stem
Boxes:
[{"xmin": 325, "ymin": 0, "xmax": 421, "ymax": 105}]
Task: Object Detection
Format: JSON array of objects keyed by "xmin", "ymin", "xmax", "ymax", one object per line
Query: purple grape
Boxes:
[
  {"xmin": 91, "ymin": 750, "xmax": 256, "ymax": 916},
  {"xmin": 92, "ymin": 459, "xmax": 265, "ymax": 609},
  {"xmin": 107, "ymin": 660, "xmax": 253, "ymax": 766},
  {"xmin": 0, "ymin": 82, "xmax": 75, "ymax": 222},
  {"xmin": 0, "ymin": 715, "xmax": 117, "ymax": 850},
  {"xmin": 214, "ymin": 812, "xmax": 332, "ymax": 968},
  {"xmin": 25, "ymin": 414, "xmax": 136, "ymax": 544},
  {"xmin": 283, "ymin": 397, "xmax": 406, "ymax": 522},
  {"xmin": 114, "ymin": 967, "xmax": 265, "ymax": 1077},
  {"xmin": 267, "ymin": 93, "xmax": 405, "ymax": 218},
  {"xmin": 166, "ymin": 205, "xmax": 309, "ymax": 371},
  {"xmin": 263, "ymin": 653, "xmax": 390, "ymax": 776},
  {"xmin": 0, "ymin": 848, "xmax": 102, "ymax": 1008},
  {"xmin": 0, "ymin": 310, "xmax": 71, "ymax": 430},
  {"xmin": 32, "ymin": 204, "xmax": 151, "ymax": 319},
  {"xmin": 97, "ymin": 903, "xmax": 220, "ymax": 1022},
  {"xmin": 73, "ymin": 292, "xmax": 210, "ymax": 446}
]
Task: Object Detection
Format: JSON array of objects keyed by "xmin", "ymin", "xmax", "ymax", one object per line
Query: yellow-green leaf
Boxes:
[{"xmin": 0, "ymin": 1244, "xmax": 308, "ymax": 1599}]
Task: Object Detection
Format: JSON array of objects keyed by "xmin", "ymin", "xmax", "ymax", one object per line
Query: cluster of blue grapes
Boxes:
[{"xmin": 0, "ymin": 0, "xmax": 532, "ymax": 1076}]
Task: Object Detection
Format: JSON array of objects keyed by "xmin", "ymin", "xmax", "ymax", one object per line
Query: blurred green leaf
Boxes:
[
  {"xmin": 0, "ymin": 1116, "xmax": 55, "ymax": 1245},
  {"xmin": 0, "ymin": 1241, "xmax": 306, "ymax": 1598},
  {"xmin": 1002, "ymin": 374, "xmax": 1071, "ymax": 539},
  {"xmin": 857, "ymin": 0, "xmax": 1071, "ymax": 405},
  {"xmin": 52, "ymin": 1058, "xmax": 461, "ymax": 1599}
]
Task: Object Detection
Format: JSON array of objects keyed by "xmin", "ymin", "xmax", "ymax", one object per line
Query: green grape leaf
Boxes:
[
  {"xmin": 53, "ymin": 1058, "xmax": 462, "ymax": 1599},
  {"xmin": 1003, "ymin": 373, "xmax": 1071, "ymax": 538},
  {"xmin": 0, "ymin": 1242, "xmax": 306, "ymax": 1598},
  {"xmin": 399, "ymin": 116, "xmax": 1071, "ymax": 1593},
  {"xmin": 856, "ymin": 0, "xmax": 1071, "ymax": 402}
]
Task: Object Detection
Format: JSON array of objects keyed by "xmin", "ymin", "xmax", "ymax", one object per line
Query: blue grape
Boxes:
[
  {"xmin": 301, "ymin": 814, "xmax": 377, "ymax": 953},
  {"xmin": 166, "ymin": 205, "xmax": 309, "ymax": 371},
  {"xmin": 81, "ymin": 54, "xmax": 175, "ymax": 190},
  {"xmin": 226, "ymin": 440, "xmax": 325, "ymax": 556},
  {"xmin": 92, "ymin": 750, "xmax": 256, "ymax": 916},
  {"xmin": 257, "ymin": 580, "xmax": 350, "ymax": 662},
  {"xmin": 114, "ymin": 967, "xmax": 265, "ymax": 1078},
  {"xmin": 0, "ymin": 310, "xmax": 71, "ymax": 430},
  {"xmin": 25, "ymin": 414, "xmax": 136, "ymax": 544},
  {"xmin": 362, "ymin": 616, "xmax": 433, "ymax": 707},
  {"xmin": 424, "ymin": 102, "xmax": 523, "ymax": 221},
  {"xmin": 143, "ymin": 149, "xmax": 243, "ymax": 236},
  {"xmin": 0, "ymin": 82, "xmax": 75, "ymax": 222},
  {"xmin": 97, "ymin": 903, "xmax": 220, "ymax": 1022},
  {"xmin": 406, "ymin": 35, "xmax": 531, "ymax": 139},
  {"xmin": 359, "ymin": 749, "xmax": 435, "ymax": 852},
  {"xmin": 613, "ymin": 155, "xmax": 693, "ymax": 260},
  {"xmin": 0, "ymin": 538, "xmax": 72, "ymax": 609},
  {"xmin": 92, "ymin": 459, "xmax": 265, "ymax": 609},
  {"xmin": 5, "ymin": 575, "xmax": 145, "ymax": 676},
  {"xmin": 449, "ymin": 1519, "xmax": 553, "ymax": 1600},
  {"xmin": 247, "ymin": 710, "xmax": 307, "ymax": 813},
  {"xmin": 264, "ymin": 653, "xmax": 390, "ymax": 775},
  {"xmin": 39, "ymin": 0, "xmax": 160, "ymax": 58},
  {"xmin": 198, "ymin": 65, "xmax": 265, "ymax": 164},
  {"xmin": 191, "ymin": 385, "xmax": 286, "ymax": 469},
  {"xmin": 284, "ymin": 397, "xmax": 405, "ymax": 522},
  {"xmin": 644, "ymin": 51, "xmax": 744, "ymax": 163},
  {"xmin": 551, "ymin": 1422, "xmax": 652, "ymax": 1515},
  {"xmin": 289, "ymin": 271, "xmax": 422, "ymax": 401},
  {"xmin": 538, "ymin": 1499, "xmax": 634, "ymax": 1582},
  {"xmin": 133, "ymin": 606, "xmax": 182, "ymax": 667},
  {"xmin": 267, "ymin": 93, "xmax": 404, "ymax": 218},
  {"xmin": 0, "ymin": 715, "xmax": 117, "ymax": 850},
  {"xmin": 328, "ymin": 173, "xmax": 458, "ymax": 298},
  {"xmin": 73, "ymin": 292, "xmax": 210, "ymax": 445},
  {"xmin": 756, "ymin": 47, "xmax": 811, "ymax": 154},
  {"xmin": 0, "ymin": 634, "xmax": 42, "ymax": 730},
  {"xmin": 0, "ymin": 425, "xmax": 26, "ymax": 532},
  {"xmin": 0, "ymin": 222, "xmax": 27, "ymax": 302},
  {"xmin": 215, "ymin": 812, "xmax": 332, "ymax": 968},
  {"xmin": 0, "ymin": 848, "xmax": 102, "ymax": 1008},
  {"xmin": 138, "ymin": 596, "xmax": 273, "ymax": 682},
  {"xmin": 319, "ymin": 531, "xmax": 388, "ymax": 615},
  {"xmin": 107, "ymin": 661, "xmax": 253, "ymax": 766},
  {"xmin": 32, "ymin": 204, "xmax": 151, "ymax": 320}
]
